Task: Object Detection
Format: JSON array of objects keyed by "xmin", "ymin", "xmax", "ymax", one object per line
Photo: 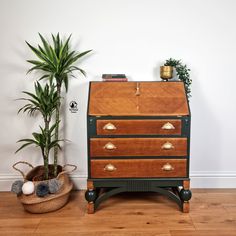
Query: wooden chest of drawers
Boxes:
[{"xmin": 85, "ymin": 81, "xmax": 192, "ymax": 213}]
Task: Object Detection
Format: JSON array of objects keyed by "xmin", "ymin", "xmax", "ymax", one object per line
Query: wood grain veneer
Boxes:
[{"xmin": 89, "ymin": 82, "xmax": 190, "ymax": 116}]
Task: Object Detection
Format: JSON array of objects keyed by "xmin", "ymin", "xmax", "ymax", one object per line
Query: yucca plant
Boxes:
[
  {"xmin": 16, "ymin": 82, "xmax": 61, "ymax": 180},
  {"xmin": 26, "ymin": 33, "xmax": 92, "ymax": 176}
]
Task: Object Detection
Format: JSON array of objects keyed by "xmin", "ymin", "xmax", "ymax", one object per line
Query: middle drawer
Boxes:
[{"xmin": 90, "ymin": 138, "xmax": 187, "ymax": 157}]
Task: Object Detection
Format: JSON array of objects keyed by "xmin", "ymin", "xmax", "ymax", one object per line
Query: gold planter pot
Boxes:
[{"xmin": 160, "ymin": 66, "xmax": 173, "ymax": 81}]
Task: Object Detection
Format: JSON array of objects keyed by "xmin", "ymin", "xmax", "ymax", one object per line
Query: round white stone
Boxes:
[{"xmin": 22, "ymin": 181, "xmax": 35, "ymax": 195}]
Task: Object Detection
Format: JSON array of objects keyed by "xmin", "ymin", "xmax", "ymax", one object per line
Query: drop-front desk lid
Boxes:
[{"xmin": 88, "ymin": 81, "xmax": 190, "ymax": 116}]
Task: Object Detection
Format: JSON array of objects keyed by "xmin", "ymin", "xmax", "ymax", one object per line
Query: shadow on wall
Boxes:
[
  {"xmin": 191, "ymin": 78, "xmax": 222, "ymax": 181},
  {"xmin": 63, "ymin": 80, "xmax": 89, "ymax": 177}
]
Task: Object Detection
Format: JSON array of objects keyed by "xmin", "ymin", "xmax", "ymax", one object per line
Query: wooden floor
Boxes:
[{"xmin": 0, "ymin": 189, "xmax": 236, "ymax": 236}]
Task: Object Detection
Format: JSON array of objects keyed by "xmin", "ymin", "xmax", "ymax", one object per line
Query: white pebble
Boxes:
[{"xmin": 22, "ymin": 181, "xmax": 35, "ymax": 195}]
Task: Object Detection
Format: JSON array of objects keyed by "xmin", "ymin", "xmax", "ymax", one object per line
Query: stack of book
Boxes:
[{"xmin": 102, "ymin": 74, "xmax": 128, "ymax": 82}]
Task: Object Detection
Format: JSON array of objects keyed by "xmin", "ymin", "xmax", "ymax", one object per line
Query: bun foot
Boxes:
[
  {"xmin": 87, "ymin": 202, "xmax": 95, "ymax": 214},
  {"xmin": 183, "ymin": 201, "xmax": 190, "ymax": 213}
]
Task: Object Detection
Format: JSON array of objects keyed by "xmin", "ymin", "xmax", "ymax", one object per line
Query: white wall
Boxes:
[{"xmin": 1, "ymin": 0, "xmax": 236, "ymax": 190}]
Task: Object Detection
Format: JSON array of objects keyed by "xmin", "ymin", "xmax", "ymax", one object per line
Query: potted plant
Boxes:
[
  {"xmin": 164, "ymin": 58, "xmax": 192, "ymax": 99},
  {"xmin": 12, "ymin": 81, "xmax": 74, "ymax": 213},
  {"xmin": 11, "ymin": 33, "xmax": 91, "ymax": 213}
]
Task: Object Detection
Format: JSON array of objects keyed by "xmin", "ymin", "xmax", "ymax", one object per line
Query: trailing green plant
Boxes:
[
  {"xmin": 26, "ymin": 33, "xmax": 92, "ymax": 176},
  {"xmin": 164, "ymin": 58, "xmax": 192, "ymax": 99},
  {"xmin": 16, "ymin": 82, "xmax": 61, "ymax": 180}
]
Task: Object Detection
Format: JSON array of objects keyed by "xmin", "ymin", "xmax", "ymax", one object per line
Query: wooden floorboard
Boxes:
[{"xmin": 0, "ymin": 189, "xmax": 236, "ymax": 235}]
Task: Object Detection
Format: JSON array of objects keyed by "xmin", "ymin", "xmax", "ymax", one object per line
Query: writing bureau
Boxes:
[{"xmin": 85, "ymin": 81, "xmax": 192, "ymax": 213}]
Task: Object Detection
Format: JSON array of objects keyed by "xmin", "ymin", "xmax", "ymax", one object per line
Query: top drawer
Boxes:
[{"xmin": 97, "ymin": 119, "xmax": 181, "ymax": 135}]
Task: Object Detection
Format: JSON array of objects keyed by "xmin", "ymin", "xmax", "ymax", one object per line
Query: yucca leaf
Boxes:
[
  {"xmin": 28, "ymin": 63, "xmax": 53, "ymax": 73},
  {"xmin": 38, "ymin": 33, "xmax": 53, "ymax": 61},
  {"xmin": 22, "ymin": 91, "xmax": 41, "ymax": 103},
  {"xmin": 76, "ymin": 50, "xmax": 92, "ymax": 59},
  {"xmin": 32, "ymin": 132, "xmax": 42, "ymax": 141},
  {"xmin": 19, "ymin": 98, "xmax": 40, "ymax": 108},
  {"xmin": 39, "ymin": 74, "xmax": 50, "ymax": 81},
  {"xmin": 59, "ymin": 34, "xmax": 72, "ymax": 60},
  {"xmin": 51, "ymin": 33, "xmax": 61, "ymax": 57},
  {"xmin": 49, "ymin": 45, "xmax": 59, "ymax": 67},
  {"xmin": 15, "ymin": 142, "xmax": 35, "ymax": 153},
  {"xmin": 64, "ymin": 50, "xmax": 92, "ymax": 70},
  {"xmin": 27, "ymin": 108, "xmax": 38, "ymax": 116},
  {"xmin": 63, "ymin": 50, "xmax": 92, "ymax": 69},
  {"xmin": 18, "ymin": 105, "xmax": 38, "ymax": 115},
  {"xmin": 58, "ymin": 50, "xmax": 76, "ymax": 72},
  {"xmin": 49, "ymin": 122, "xmax": 59, "ymax": 134},
  {"xmin": 69, "ymin": 66, "xmax": 86, "ymax": 76},
  {"xmin": 63, "ymin": 75, "xmax": 68, "ymax": 92},
  {"xmin": 56, "ymin": 33, "xmax": 61, "ymax": 56},
  {"xmin": 27, "ymin": 65, "xmax": 44, "ymax": 74},
  {"xmin": 49, "ymin": 74, "xmax": 54, "ymax": 85},
  {"xmin": 52, "ymin": 34, "xmax": 57, "ymax": 50},
  {"xmin": 26, "ymin": 41, "xmax": 47, "ymax": 62},
  {"xmin": 48, "ymin": 140, "xmax": 62, "ymax": 150},
  {"xmin": 26, "ymin": 41, "xmax": 55, "ymax": 69},
  {"xmin": 27, "ymin": 60, "xmax": 44, "ymax": 66},
  {"xmin": 17, "ymin": 138, "xmax": 37, "ymax": 143},
  {"xmin": 38, "ymin": 45, "xmax": 46, "ymax": 55},
  {"xmin": 17, "ymin": 104, "xmax": 31, "ymax": 114}
]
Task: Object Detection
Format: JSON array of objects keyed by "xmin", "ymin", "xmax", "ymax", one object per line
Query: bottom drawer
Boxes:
[{"xmin": 90, "ymin": 159, "xmax": 187, "ymax": 178}]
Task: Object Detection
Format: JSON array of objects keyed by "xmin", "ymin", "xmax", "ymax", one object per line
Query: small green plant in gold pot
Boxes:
[{"xmin": 164, "ymin": 58, "xmax": 192, "ymax": 99}]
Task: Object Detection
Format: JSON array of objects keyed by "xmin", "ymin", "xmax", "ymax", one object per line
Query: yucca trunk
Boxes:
[
  {"xmin": 53, "ymin": 83, "xmax": 61, "ymax": 177},
  {"xmin": 44, "ymin": 118, "xmax": 50, "ymax": 180},
  {"xmin": 43, "ymin": 154, "xmax": 49, "ymax": 180}
]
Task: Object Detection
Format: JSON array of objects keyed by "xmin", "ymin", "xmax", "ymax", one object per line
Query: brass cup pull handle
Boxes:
[
  {"xmin": 103, "ymin": 123, "xmax": 117, "ymax": 131},
  {"xmin": 161, "ymin": 142, "xmax": 174, "ymax": 150},
  {"xmin": 104, "ymin": 164, "xmax": 117, "ymax": 172},
  {"xmin": 162, "ymin": 122, "xmax": 175, "ymax": 130},
  {"xmin": 104, "ymin": 142, "xmax": 117, "ymax": 150},
  {"xmin": 162, "ymin": 163, "xmax": 174, "ymax": 171}
]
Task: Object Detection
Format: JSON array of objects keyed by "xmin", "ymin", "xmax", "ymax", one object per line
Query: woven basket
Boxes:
[{"xmin": 12, "ymin": 161, "xmax": 76, "ymax": 213}]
